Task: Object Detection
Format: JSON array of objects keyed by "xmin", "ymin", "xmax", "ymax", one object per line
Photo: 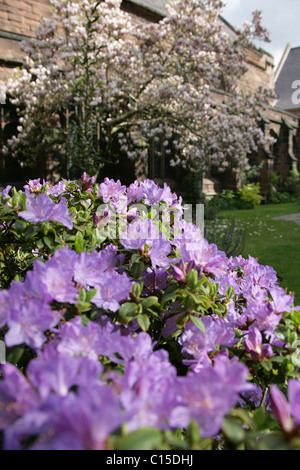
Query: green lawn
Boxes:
[{"xmin": 214, "ymin": 201, "xmax": 300, "ymax": 306}]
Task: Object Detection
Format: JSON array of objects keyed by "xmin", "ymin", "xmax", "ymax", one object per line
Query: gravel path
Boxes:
[{"xmin": 273, "ymin": 213, "xmax": 300, "ymax": 225}]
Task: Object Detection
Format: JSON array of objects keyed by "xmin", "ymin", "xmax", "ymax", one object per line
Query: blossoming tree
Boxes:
[{"xmin": 4, "ymin": 0, "xmax": 274, "ymax": 179}]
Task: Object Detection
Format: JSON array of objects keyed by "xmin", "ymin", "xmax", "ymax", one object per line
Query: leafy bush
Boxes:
[
  {"xmin": 268, "ymin": 171, "xmax": 280, "ymax": 203},
  {"xmin": 284, "ymin": 168, "xmax": 300, "ymax": 199},
  {"xmin": 238, "ymin": 183, "xmax": 263, "ymax": 209},
  {"xmin": 0, "ymin": 175, "xmax": 300, "ymax": 450},
  {"xmin": 271, "ymin": 191, "xmax": 296, "ymax": 204}
]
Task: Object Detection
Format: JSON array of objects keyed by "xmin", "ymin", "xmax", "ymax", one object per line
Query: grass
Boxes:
[{"xmin": 212, "ymin": 200, "xmax": 300, "ymax": 306}]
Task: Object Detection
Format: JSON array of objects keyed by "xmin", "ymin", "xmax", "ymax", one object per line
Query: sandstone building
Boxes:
[{"xmin": 0, "ymin": 0, "xmax": 299, "ymax": 196}]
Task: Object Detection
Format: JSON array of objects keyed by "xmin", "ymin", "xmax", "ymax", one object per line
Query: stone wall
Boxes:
[
  {"xmin": 239, "ymin": 47, "xmax": 275, "ymax": 95},
  {"xmin": 0, "ymin": 0, "xmax": 52, "ymax": 35},
  {"xmin": 0, "ymin": 0, "xmax": 53, "ymax": 81}
]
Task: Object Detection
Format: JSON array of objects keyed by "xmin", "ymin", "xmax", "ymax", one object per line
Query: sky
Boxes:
[{"xmin": 221, "ymin": 0, "xmax": 300, "ymax": 70}]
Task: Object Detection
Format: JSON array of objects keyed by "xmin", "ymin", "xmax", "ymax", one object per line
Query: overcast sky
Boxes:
[{"xmin": 221, "ymin": 0, "xmax": 300, "ymax": 69}]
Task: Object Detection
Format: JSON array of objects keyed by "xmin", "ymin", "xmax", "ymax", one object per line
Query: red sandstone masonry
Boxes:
[{"xmin": 0, "ymin": 0, "xmax": 53, "ymax": 35}]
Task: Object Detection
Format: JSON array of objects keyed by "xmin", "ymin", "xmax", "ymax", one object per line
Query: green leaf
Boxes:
[
  {"xmin": 80, "ymin": 315, "xmax": 90, "ymax": 326},
  {"xmin": 161, "ymin": 286, "xmax": 178, "ymax": 306},
  {"xmin": 261, "ymin": 360, "xmax": 272, "ymax": 372},
  {"xmin": 184, "ymin": 295, "xmax": 195, "ymax": 313},
  {"xmin": 291, "ymin": 310, "xmax": 300, "ymax": 326},
  {"xmin": 176, "ymin": 313, "xmax": 190, "ymax": 329},
  {"xmin": 116, "ymin": 428, "xmax": 162, "ymax": 450},
  {"xmin": 78, "ymin": 288, "xmax": 87, "ymax": 303},
  {"xmin": 131, "ymin": 283, "xmax": 143, "ymax": 298},
  {"xmin": 131, "ymin": 261, "xmax": 145, "ymax": 280},
  {"xmin": 43, "ymin": 235, "xmax": 55, "ymax": 250},
  {"xmin": 186, "ymin": 420, "xmax": 201, "ymax": 448},
  {"xmin": 226, "ymin": 285, "xmax": 235, "ymax": 299},
  {"xmin": 137, "ymin": 313, "xmax": 150, "ymax": 331},
  {"xmin": 142, "ymin": 296, "xmax": 159, "ymax": 310},
  {"xmin": 6, "ymin": 345, "xmax": 25, "ymax": 365},
  {"xmin": 190, "ymin": 315, "xmax": 206, "ymax": 333},
  {"xmin": 131, "ymin": 253, "xmax": 141, "ymax": 264},
  {"xmin": 19, "ymin": 193, "xmax": 27, "ymax": 211},
  {"xmin": 14, "ymin": 219, "xmax": 27, "ymax": 234},
  {"xmin": 75, "ymin": 231, "xmax": 85, "ymax": 254},
  {"xmin": 24, "ymin": 225, "xmax": 40, "ymax": 240},
  {"xmin": 86, "ymin": 288, "xmax": 97, "ymax": 302},
  {"xmin": 198, "ymin": 279, "xmax": 211, "ymax": 295},
  {"xmin": 41, "ymin": 222, "xmax": 50, "ymax": 236},
  {"xmin": 222, "ymin": 418, "xmax": 245, "ymax": 444},
  {"xmin": 199, "ymin": 295, "xmax": 211, "ymax": 310},
  {"xmin": 187, "ymin": 269, "xmax": 198, "ymax": 291},
  {"xmin": 253, "ymin": 406, "xmax": 268, "ymax": 430},
  {"xmin": 76, "ymin": 302, "xmax": 93, "ymax": 313},
  {"xmin": 118, "ymin": 302, "xmax": 138, "ymax": 322}
]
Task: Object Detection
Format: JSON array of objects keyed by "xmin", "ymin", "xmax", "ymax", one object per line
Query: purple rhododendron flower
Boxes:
[
  {"xmin": 56, "ymin": 317, "xmax": 113, "ymax": 361},
  {"xmin": 8, "ymin": 273, "xmax": 52, "ymax": 312},
  {"xmin": 270, "ymin": 384, "xmax": 294, "ymax": 433},
  {"xmin": 120, "ymin": 218, "xmax": 159, "ymax": 250},
  {"xmin": 148, "ymin": 236, "xmax": 171, "ymax": 268},
  {"xmin": 244, "ymin": 328, "xmax": 273, "ymax": 361},
  {"xmin": 47, "ymin": 180, "xmax": 67, "ymax": 197},
  {"xmin": 0, "ymin": 185, "xmax": 12, "ymax": 200},
  {"xmin": 120, "ymin": 349, "xmax": 177, "ymax": 431},
  {"xmin": 26, "ymin": 349, "xmax": 102, "ymax": 400},
  {"xmin": 172, "ymin": 218, "xmax": 203, "ymax": 245},
  {"xmin": 18, "ymin": 193, "xmax": 73, "ymax": 229},
  {"xmin": 81, "ymin": 172, "xmax": 96, "ymax": 191},
  {"xmin": 4, "ymin": 385, "xmax": 123, "ymax": 450},
  {"xmin": 242, "ymin": 297, "xmax": 282, "ymax": 335},
  {"xmin": 55, "ymin": 316, "xmax": 145, "ymax": 364},
  {"xmin": 269, "ymin": 286, "xmax": 300, "ymax": 314},
  {"xmin": 126, "ymin": 207, "xmax": 140, "ymax": 221},
  {"xmin": 126, "ymin": 181, "xmax": 144, "ymax": 204},
  {"xmin": 23, "ymin": 178, "xmax": 43, "ymax": 194},
  {"xmin": 33, "ymin": 259, "xmax": 78, "ymax": 304},
  {"xmin": 142, "ymin": 267, "xmax": 169, "ymax": 294},
  {"xmin": 98, "ymin": 177, "xmax": 126, "ymax": 203},
  {"xmin": 179, "ymin": 317, "xmax": 238, "ymax": 369},
  {"xmin": 239, "ymin": 383, "xmax": 270, "ymax": 409},
  {"xmin": 98, "ymin": 244, "xmax": 120, "ymax": 270},
  {"xmin": 160, "ymin": 183, "xmax": 177, "ymax": 206},
  {"xmin": 139, "ymin": 179, "xmax": 164, "ymax": 205},
  {"xmin": 180, "ymin": 238, "xmax": 228, "ymax": 277},
  {"xmin": 0, "ymin": 289, "xmax": 9, "ymax": 328},
  {"xmin": 5, "ymin": 300, "xmax": 59, "ymax": 349},
  {"xmin": 73, "ymin": 250, "xmax": 107, "ymax": 288},
  {"xmin": 92, "ymin": 271, "xmax": 133, "ymax": 312},
  {"xmin": 115, "ymin": 331, "xmax": 154, "ymax": 363},
  {"xmin": 0, "ymin": 363, "xmax": 39, "ymax": 429},
  {"xmin": 170, "ymin": 354, "xmax": 251, "ymax": 437},
  {"xmin": 251, "ymin": 264, "xmax": 278, "ymax": 289},
  {"xmin": 270, "ymin": 379, "xmax": 300, "ymax": 434},
  {"xmin": 288, "ymin": 379, "xmax": 300, "ymax": 427},
  {"xmin": 172, "ymin": 260, "xmax": 196, "ymax": 282}
]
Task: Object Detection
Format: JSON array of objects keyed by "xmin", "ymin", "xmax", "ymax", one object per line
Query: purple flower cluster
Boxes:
[
  {"xmin": 18, "ymin": 193, "xmax": 73, "ymax": 229},
  {"xmin": 0, "ymin": 318, "xmax": 252, "ymax": 449},
  {"xmin": 0, "ymin": 245, "xmax": 133, "ymax": 349},
  {"xmin": 1, "ymin": 176, "xmax": 300, "ymax": 449},
  {"xmin": 270, "ymin": 380, "xmax": 300, "ymax": 435}
]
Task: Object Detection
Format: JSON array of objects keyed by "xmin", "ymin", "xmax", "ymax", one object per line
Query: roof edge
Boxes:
[
  {"xmin": 124, "ymin": 0, "xmax": 166, "ymax": 18},
  {"xmin": 274, "ymin": 43, "xmax": 291, "ymax": 82}
]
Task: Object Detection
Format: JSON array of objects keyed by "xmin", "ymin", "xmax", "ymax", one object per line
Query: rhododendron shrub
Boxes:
[
  {"xmin": 0, "ymin": 175, "xmax": 300, "ymax": 450},
  {"xmin": 4, "ymin": 0, "xmax": 274, "ymax": 177}
]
